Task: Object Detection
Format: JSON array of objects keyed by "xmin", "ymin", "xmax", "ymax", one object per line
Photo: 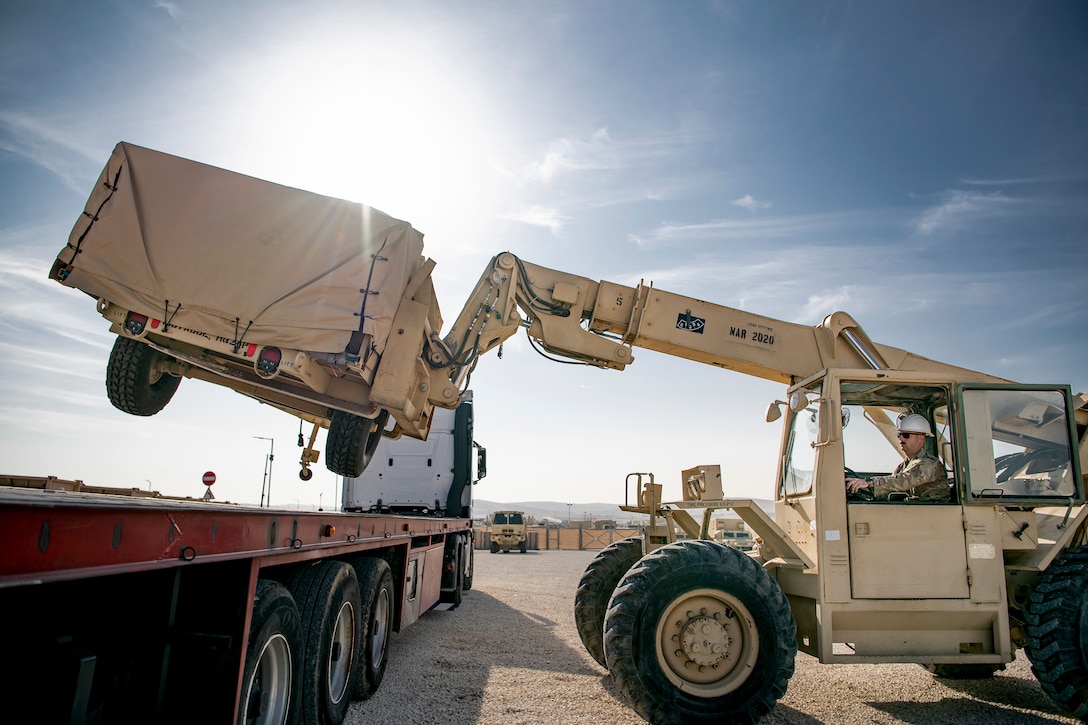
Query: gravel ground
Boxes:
[{"xmin": 345, "ymin": 549, "xmax": 1078, "ymax": 725}]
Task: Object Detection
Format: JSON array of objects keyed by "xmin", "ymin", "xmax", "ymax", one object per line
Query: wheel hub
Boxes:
[
  {"xmin": 656, "ymin": 590, "xmax": 759, "ymax": 695},
  {"xmin": 680, "ymin": 611, "xmax": 732, "ymax": 668}
]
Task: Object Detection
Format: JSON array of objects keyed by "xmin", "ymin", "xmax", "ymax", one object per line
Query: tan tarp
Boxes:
[{"xmin": 53, "ymin": 142, "xmax": 425, "ymax": 354}]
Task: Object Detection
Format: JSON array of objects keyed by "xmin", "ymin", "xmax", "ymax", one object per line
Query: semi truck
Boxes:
[
  {"xmin": 0, "ymin": 392, "xmax": 483, "ymax": 725},
  {"xmin": 33, "ymin": 143, "xmax": 1088, "ymax": 723}
]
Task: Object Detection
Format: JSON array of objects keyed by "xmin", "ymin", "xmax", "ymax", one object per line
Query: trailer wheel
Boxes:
[
  {"xmin": 326, "ymin": 410, "xmax": 388, "ymax": 478},
  {"xmin": 238, "ymin": 580, "xmax": 302, "ymax": 725},
  {"xmin": 106, "ymin": 336, "xmax": 181, "ymax": 416},
  {"xmin": 353, "ymin": 558, "xmax": 394, "ymax": 699},
  {"xmin": 575, "ymin": 537, "xmax": 643, "ymax": 667},
  {"xmin": 289, "ymin": 561, "xmax": 361, "ymax": 725},
  {"xmin": 1025, "ymin": 544, "xmax": 1088, "ymax": 719},
  {"xmin": 604, "ymin": 541, "xmax": 796, "ymax": 725}
]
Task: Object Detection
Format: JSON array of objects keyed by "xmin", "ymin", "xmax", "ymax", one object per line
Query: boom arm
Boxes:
[
  {"xmin": 431, "ymin": 252, "xmax": 998, "ymax": 387},
  {"xmin": 373, "ymin": 252, "xmax": 1002, "ymax": 438}
]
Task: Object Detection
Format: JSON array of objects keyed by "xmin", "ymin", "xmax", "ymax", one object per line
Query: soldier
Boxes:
[{"xmin": 846, "ymin": 414, "xmax": 950, "ymax": 502}]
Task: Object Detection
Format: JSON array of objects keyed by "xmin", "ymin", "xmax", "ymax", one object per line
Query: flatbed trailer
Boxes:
[{"xmin": 0, "ymin": 476, "xmax": 475, "ymax": 724}]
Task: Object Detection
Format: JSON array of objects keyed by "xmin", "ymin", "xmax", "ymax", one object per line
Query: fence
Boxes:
[{"xmin": 475, "ymin": 526, "xmax": 640, "ymax": 551}]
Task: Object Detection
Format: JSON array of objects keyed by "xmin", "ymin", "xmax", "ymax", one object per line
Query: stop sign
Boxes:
[{"xmin": 202, "ymin": 471, "xmax": 216, "ymax": 486}]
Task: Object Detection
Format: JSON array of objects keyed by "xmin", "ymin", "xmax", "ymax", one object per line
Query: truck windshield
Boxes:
[
  {"xmin": 782, "ymin": 399, "xmax": 819, "ymax": 497},
  {"xmin": 493, "ymin": 513, "xmax": 523, "ymax": 525}
]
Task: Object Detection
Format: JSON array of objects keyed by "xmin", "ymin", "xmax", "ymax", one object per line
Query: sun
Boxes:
[{"xmin": 217, "ymin": 15, "xmax": 516, "ymax": 249}]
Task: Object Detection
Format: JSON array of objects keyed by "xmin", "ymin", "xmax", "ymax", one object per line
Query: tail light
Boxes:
[
  {"xmin": 124, "ymin": 312, "xmax": 149, "ymax": 336},
  {"xmin": 256, "ymin": 346, "xmax": 282, "ymax": 375}
]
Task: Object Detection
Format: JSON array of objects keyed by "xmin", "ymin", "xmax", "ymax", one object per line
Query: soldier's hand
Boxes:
[{"xmin": 845, "ymin": 478, "xmax": 871, "ymax": 494}]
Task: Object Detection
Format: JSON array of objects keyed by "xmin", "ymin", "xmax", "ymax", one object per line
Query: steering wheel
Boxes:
[{"xmin": 845, "ymin": 467, "xmax": 874, "ymax": 502}]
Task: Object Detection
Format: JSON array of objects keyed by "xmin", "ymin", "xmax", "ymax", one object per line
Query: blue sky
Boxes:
[{"xmin": 1, "ymin": 1, "xmax": 1085, "ymax": 509}]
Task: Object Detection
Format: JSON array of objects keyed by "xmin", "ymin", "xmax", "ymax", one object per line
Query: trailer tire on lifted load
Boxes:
[
  {"xmin": 106, "ymin": 335, "xmax": 181, "ymax": 416},
  {"xmin": 289, "ymin": 560, "xmax": 362, "ymax": 725},
  {"xmin": 238, "ymin": 580, "xmax": 303, "ymax": 725},
  {"xmin": 327, "ymin": 410, "xmax": 388, "ymax": 477},
  {"xmin": 604, "ymin": 540, "xmax": 797, "ymax": 725},
  {"xmin": 353, "ymin": 557, "xmax": 395, "ymax": 699}
]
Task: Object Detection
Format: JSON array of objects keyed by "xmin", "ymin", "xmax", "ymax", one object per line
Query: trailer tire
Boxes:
[
  {"xmin": 238, "ymin": 580, "xmax": 302, "ymax": 725},
  {"xmin": 327, "ymin": 410, "xmax": 388, "ymax": 478},
  {"xmin": 1025, "ymin": 544, "xmax": 1088, "ymax": 719},
  {"xmin": 106, "ymin": 336, "xmax": 181, "ymax": 416},
  {"xmin": 353, "ymin": 558, "xmax": 394, "ymax": 699},
  {"xmin": 575, "ymin": 537, "xmax": 643, "ymax": 667},
  {"xmin": 289, "ymin": 561, "xmax": 361, "ymax": 725},
  {"xmin": 604, "ymin": 540, "xmax": 796, "ymax": 725}
]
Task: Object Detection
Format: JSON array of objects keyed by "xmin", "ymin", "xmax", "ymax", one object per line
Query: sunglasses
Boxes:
[{"xmin": 896, "ymin": 432, "xmax": 919, "ymax": 439}]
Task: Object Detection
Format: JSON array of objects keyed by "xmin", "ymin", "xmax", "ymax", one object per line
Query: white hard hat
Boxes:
[{"xmin": 898, "ymin": 413, "xmax": 933, "ymax": 436}]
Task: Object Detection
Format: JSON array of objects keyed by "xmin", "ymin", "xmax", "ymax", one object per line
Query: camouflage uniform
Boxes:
[{"xmin": 869, "ymin": 449, "xmax": 950, "ymax": 502}]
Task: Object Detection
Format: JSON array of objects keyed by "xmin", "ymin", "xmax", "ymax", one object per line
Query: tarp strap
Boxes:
[
  {"xmin": 71, "ymin": 164, "xmax": 124, "ymax": 257},
  {"xmin": 346, "ymin": 238, "xmax": 388, "ymax": 355}
]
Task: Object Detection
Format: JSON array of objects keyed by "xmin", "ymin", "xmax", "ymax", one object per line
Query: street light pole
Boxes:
[
  {"xmin": 567, "ymin": 502, "xmax": 573, "ymax": 526},
  {"xmin": 254, "ymin": 436, "xmax": 274, "ymax": 507}
]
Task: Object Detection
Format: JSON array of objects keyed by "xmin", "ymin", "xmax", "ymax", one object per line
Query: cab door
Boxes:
[{"xmin": 846, "ymin": 503, "xmax": 969, "ymax": 599}]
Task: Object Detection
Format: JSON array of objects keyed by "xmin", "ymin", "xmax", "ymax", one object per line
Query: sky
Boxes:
[{"xmin": 1, "ymin": 1, "xmax": 1086, "ymax": 510}]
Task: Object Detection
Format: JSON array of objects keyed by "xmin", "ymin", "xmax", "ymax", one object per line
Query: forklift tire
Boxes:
[
  {"xmin": 238, "ymin": 580, "xmax": 302, "ymax": 725},
  {"xmin": 106, "ymin": 336, "xmax": 181, "ymax": 416},
  {"xmin": 604, "ymin": 540, "xmax": 796, "ymax": 725},
  {"xmin": 288, "ymin": 561, "xmax": 361, "ymax": 725},
  {"xmin": 1024, "ymin": 544, "xmax": 1088, "ymax": 719},
  {"xmin": 575, "ymin": 537, "xmax": 643, "ymax": 667},
  {"xmin": 326, "ymin": 410, "xmax": 388, "ymax": 478},
  {"xmin": 352, "ymin": 558, "xmax": 394, "ymax": 700}
]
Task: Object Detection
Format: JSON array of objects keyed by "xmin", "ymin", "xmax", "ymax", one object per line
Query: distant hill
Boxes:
[{"xmin": 473, "ymin": 498, "xmax": 775, "ymax": 523}]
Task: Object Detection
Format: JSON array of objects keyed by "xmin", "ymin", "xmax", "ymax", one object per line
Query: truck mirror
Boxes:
[
  {"xmin": 766, "ymin": 401, "xmax": 784, "ymax": 423},
  {"xmin": 475, "ymin": 443, "xmax": 487, "ymax": 481},
  {"xmin": 818, "ymin": 399, "xmax": 842, "ymax": 445}
]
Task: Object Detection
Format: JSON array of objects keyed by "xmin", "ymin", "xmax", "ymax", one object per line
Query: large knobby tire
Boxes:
[
  {"xmin": 353, "ymin": 558, "xmax": 394, "ymax": 699},
  {"xmin": 575, "ymin": 537, "xmax": 644, "ymax": 667},
  {"xmin": 288, "ymin": 561, "xmax": 361, "ymax": 725},
  {"xmin": 238, "ymin": 580, "xmax": 302, "ymax": 725},
  {"xmin": 106, "ymin": 336, "xmax": 181, "ymax": 416},
  {"xmin": 326, "ymin": 410, "xmax": 388, "ymax": 477},
  {"xmin": 1024, "ymin": 545, "xmax": 1088, "ymax": 719},
  {"xmin": 604, "ymin": 540, "xmax": 796, "ymax": 725}
]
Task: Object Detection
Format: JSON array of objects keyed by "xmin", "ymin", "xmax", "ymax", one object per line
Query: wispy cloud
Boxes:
[
  {"xmin": 153, "ymin": 1, "xmax": 182, "ymax": 21},
  {"xmin": 0, "ymin": 111, "xmax": 101, "ymax": 194},
  {"xmin": 959, "ymin": 174, "xmax": 1086, "ymax": 186},
  {"xmin": 516, "ymin": 126, "xmax": 708, "ymax": 186},
  {"xmin": 501, "ymin": 205, "xmax": 565, "ymax": 234},
  {"xmin": 731, "ymin": 194, "xmax": 772, "ymax": 211},
  {"xmin": 628, "ymin": 209, "xmax": 890, "ymax": 248},
  {"xmin": 913, "ymin": 189, "xmax": 1020, "ymax": 236}
]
